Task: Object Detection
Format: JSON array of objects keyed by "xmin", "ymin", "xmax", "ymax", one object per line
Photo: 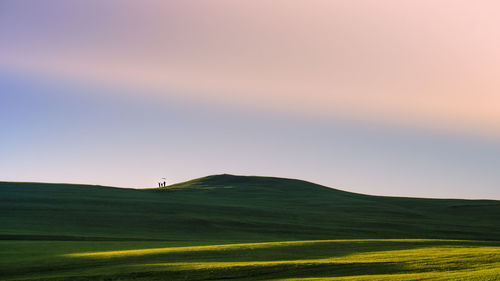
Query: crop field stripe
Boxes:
[
  {"xmin": 275, "ymin": 266, "xmax": 500, "ymax": 280},
  {"xmin": 65, "ymin": 239, "xmax": 466, "ymax": 258}
]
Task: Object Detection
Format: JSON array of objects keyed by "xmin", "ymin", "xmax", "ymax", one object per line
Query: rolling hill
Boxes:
[
  {"xmin": 2, "ymin": 174, "xmax": 499, "ymax": 242},
  {"xmin": 1, "ymin": 174, "xmax": 500, "ymax": 280}
]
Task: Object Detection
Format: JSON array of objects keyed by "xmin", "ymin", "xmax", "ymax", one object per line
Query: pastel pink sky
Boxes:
[
  {"xmin": 2, "ymin": 1, "xmax": 500, "ymax": 198},
  {"xmin": 2, "ymin": 0, "xmax": 500, "ymax": 138}
]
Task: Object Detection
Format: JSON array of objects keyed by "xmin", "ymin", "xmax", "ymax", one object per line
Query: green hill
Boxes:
[
  {"xmin": 1, "ymin": 174, "xmax": 499, "ymax": 241},
  {"xmin": 1, "ymin": 174, "xmax": 500, "ymax": 280}
]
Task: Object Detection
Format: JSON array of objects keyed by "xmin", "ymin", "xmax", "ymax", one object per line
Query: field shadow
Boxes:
[{"xmin": 14, "ymin": 261, "xmax": 406, "ymax": 281}]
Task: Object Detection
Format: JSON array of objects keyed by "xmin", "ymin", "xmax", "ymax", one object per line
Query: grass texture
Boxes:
[{"xmin": 1, "ymin": 174, "xmax": 499, "ymax": 280}]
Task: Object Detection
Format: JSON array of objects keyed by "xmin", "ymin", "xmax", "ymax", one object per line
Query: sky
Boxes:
[{"xmin": 1, "ymin": 0, "xmax": 499, "ymax": 199}]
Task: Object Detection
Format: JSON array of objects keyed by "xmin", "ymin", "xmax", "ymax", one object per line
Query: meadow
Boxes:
[{"xmin": 1, "ymin": 175, "xmax": 500, "ymax": 280}]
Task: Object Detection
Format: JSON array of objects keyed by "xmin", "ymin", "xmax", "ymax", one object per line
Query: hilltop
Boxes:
[{"xmin": 1, "ymin": 174, "xmax": 500, "ymax": 242}]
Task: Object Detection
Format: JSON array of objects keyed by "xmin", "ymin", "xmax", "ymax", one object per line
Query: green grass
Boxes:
[
  {"xmin": 1, "ymin": 174, "xmax": 500, "ymax": 280},
  {"xmin": 1, "ymin": 239, "xmax": 499, "ymax": 280}
]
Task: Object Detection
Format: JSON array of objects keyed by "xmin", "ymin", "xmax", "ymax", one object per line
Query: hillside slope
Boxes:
[{"xmin": 1, "ymin": 174, "xmax": 500, "ymax": 242}]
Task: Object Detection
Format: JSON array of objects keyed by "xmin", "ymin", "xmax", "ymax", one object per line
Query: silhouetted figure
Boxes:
[
  {"xmin": 158, "ymin": 182, "xmax": 161, "ymax": 187},
  {"xmin": 163, "ymin": 181, "xmax": 166, "ymax": 187}
]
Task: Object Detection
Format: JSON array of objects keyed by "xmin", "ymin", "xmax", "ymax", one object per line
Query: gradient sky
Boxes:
[{"xmin": 1, "ymin": 1, "xmax": 499, "ymax": 199}]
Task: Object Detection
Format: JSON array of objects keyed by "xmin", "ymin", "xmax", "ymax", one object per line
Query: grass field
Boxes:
[{"xmin": 1, "ymin": 174, "xmax": 500, "ymax": 280}]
